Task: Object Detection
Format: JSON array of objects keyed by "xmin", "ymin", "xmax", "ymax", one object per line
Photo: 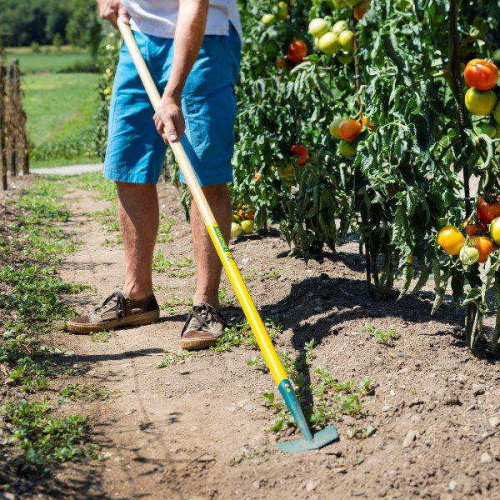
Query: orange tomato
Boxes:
[
  {"xmin": 437, "ymin": 225, "xmax": 465, "ymax": 255},
  {"xmin": 253, "ymin": 172, "xmax": 262, "ymax": 182},
  {"xmin": 353, "ymin": 0, "xmax": 370, "ymax": 20},
  {"xmin": 290, "ymin": 144, "xmax": 309, "ymax": 165},
  {"xmin": 464, "ymin": 59, "xmax": 499, "ymax": 91},
  {"xmin": 287, "ymin": 41, "xmax": 308, "ymax": 63},
  {"xmin": 339, "ymin": 119, "xmax": 362, "ymax": 142},
  {"xmin": 473, "ymin": 236, "xmax": 495, "ymax": 263}
]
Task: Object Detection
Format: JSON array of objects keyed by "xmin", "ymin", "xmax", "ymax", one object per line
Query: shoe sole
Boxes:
[
  {"xmin": 67, "ymin": 310, "xmax": 160, "ymax": 334},
  {"xmin": 180, "ymin": 337, "xmax": 217, "ymax": 351}
]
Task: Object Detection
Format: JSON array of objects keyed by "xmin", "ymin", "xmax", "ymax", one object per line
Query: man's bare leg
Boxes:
[
  {"xmin": 190, "ymin": 183, "xmax": 231, "ymax": 308},
  {"xmin": 116, "ymin": 182, "xmax": 159, "ymax": 300}
]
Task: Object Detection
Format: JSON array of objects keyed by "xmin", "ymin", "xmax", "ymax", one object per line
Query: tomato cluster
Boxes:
[
  {"xmin": 463, "ymin": 59, "xmax": 500, "ymax": 138},
  {"xmin": 231, "ymin": 205, "xmax": 256, "ymax": 238},
  {"xmin": 437, "ymin": 196, "xmax": 500, "ymax": 265}
]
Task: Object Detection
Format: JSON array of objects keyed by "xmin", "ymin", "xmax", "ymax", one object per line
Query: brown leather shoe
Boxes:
[
  {"xmin": 67, "ymin": 291, "xmax": 160, "ymax": 334},
  {"xmin": 180, "ymin": 303, "xmax": 228, "ymax": 351}
]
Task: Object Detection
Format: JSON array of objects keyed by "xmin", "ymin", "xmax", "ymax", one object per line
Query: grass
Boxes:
[
  {"xmin": 24, "ymin": 72, "xmax": 98, "ymax": 142},
  {"xmin": 0, "ymin": 178, "xmax": 100, "ymax": 476},
  {"xmin": 6, "ymin": 45, "xmax": 100, "ymax": 168},
  {"xmin": 6, "ymin": 45, "xmax": 94, "ymax": 74}
]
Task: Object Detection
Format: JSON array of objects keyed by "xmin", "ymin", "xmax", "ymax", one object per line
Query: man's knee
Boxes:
[
  {"xmin": 116, "ymin": 181, "xmax": 157, "ymax": 197},
  {"xmin": 201, "ymin": 183, "xmax": 229, "ymax": 202}
]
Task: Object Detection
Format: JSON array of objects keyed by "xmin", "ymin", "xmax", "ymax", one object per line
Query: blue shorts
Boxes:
[{"xmin": 104, "ymin": 23, "xmax": 241, "ymax": 186}]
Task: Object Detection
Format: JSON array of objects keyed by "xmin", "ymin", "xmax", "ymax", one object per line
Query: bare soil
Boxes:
[{"xmin": 30, "ymin": 179, "xmax": 500, "ymax": 499}]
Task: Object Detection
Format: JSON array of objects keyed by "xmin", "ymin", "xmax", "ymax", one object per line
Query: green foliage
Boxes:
[
  {"xmin": 211, "ymin": 318, "xmax": 281, "ymax": 352},
  {"xmin": 364, "ymin": 325, "xmax": 399, "ymax": 345},
  {"xmin": 0, "ymin": 0, "xmax": 102, "ymax": 50},
  {"xmin": 0, "ymin": 178, "xmax": 100, "ymax": 475},
  {"xmin": 92, "ymin": 0, "xmax": 500, "ymax": 351},
  {"xmin": 59, "ymin": 384, "xmax": 110, "ymax": 402},
  {"xmin": 0, "ymin": 400, "xmax": 98, "ymax": 470}
]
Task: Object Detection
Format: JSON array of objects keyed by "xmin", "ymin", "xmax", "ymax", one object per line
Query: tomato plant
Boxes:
[{"xmin": 94, "ymin": 0, "xmax": 500, "ymax": 353}]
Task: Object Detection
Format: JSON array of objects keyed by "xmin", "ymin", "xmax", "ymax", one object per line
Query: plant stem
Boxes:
[{"xmin": 449, "ymin": 0, "xmax": 471, "ymax": 215}]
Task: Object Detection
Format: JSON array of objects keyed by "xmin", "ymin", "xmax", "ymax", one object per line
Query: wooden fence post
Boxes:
[
  {"xmin": 0, "ymin": 47, "xmax": 7, "ymax": 190},
  {"xmin": 7, "ymin": 60, "xmax": 17, "ymax": 177}
]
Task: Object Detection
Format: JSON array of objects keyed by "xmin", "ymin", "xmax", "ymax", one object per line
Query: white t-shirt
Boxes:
[{"xmin": 122, "ymin": 0, "xmax": 242, "ymax": 39}]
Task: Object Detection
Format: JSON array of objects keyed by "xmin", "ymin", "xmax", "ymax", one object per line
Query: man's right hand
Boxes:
[{"xmin": 97, "ymin": 0, "xmax": 130, "ymax": 28}]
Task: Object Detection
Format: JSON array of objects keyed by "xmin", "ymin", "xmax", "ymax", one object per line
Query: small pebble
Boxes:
[
  {"xmin": 488, "ymin": 416, "xmax": 499, "ymax": 428},
  {"xmin": 403, "ymin": 429, "xmax": 418, "ymax": 448},
  {"xmin": 197, "ymin": 454, "xmax": 215, "ymax": 463},
  {"xmin": 449, "ymin": 480, "xmax": 458, "ymax": 491},
  {"xmin": 305, "ymin": 481, "xmax": 317, "ymax": 492},
  {"xmin": 480, "ymin": 452, "xmax": 492, "ymax": 464}
]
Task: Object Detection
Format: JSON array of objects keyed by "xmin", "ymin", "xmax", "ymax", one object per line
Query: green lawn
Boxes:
[
  {"xmin": 6, "ymin": 45, "xmax": 94, "ymax": 74},
  {"xmin": 23, "ymin": 73, "xmax": 99, "ymax": 145}
]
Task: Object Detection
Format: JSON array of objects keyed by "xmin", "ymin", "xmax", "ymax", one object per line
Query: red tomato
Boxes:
[
  {"xmin": 287, "ymin": 41, "xmax": 308, "ymax": 63},
  {"xmin": 477, "ymin": 196, "xmax": 500, "ymax": 223},
  {"xmin": 464, "ymin": 59, "xmax": 499, "ymax": 91},
  {"xmin": 290, "ymin": 144, "xmax": 309, "ymax": 165}
]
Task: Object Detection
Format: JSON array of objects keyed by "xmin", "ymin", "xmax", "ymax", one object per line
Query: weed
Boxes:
[
  {"xmin": 160, "ymin": 296, "xmax": 193, "ymax": 315},
  {"xmin": 364, "ymin": 325, "xmax": 399, "ymax": 345},
  {"xmin": 153, "ymin": 252, "xmax": 194, "ymax": 275},
  {"xmin": 157, "ymin": 351, "xmax": 192, "ymax": 368},
  {"xmin": 211, "ymin": 318, "xmax": 282, "ymax": 352},
  {"xmin": 76, "ymin": 172, "xmax": 116, "ymax": 201},
  {"xmin": 0, "ymin": 400, "xmax": 98, "ymax": 471},
  {"xmin": 59, "ymin": 384, "xmax": 110, "ymax": 402},
  {"xmin": 90, "ymin": 331, "xmax": 114, "ymax": 343}
]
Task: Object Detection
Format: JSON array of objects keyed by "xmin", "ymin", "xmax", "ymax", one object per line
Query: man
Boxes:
[{"xmin": 68, "ymin": 0, "xmax": 242, "ymax": 350}]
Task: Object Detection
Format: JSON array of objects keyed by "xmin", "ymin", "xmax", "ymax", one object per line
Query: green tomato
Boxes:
[
  {"xmin": 329, "ymin": 118, "xmax": 343, "ymax": 139},
  {"xmin": 261, "ymin": 14, "xmax": 276, "ymax": 25},
  {"xmin": 465, "ymin": 88, "xmax": 497, "ymax": 116},
  {"xmin": 231, "ymin": 222, "xmax": 243, "ymax": 238},
  {"xmin": 241, "ymin": 220, "xmax": 255, "ymax": 234},
  {"xmin": 478, "ymin": 123, "xmax": 497, "ymax": 138},
  {"xmin": 344, "ymin": 0, "xmax": 362, "ymax": 5},
  {"xmin": 459, "ymin": 245, "xmax": 480, "ymax": 265},
  {"xmin": 339, "ymin": 141, "xmax": 357, "ymax": 158},
  {"xmin": 332, "ymin": 20, "xmax": 348, "ymax": 35},
  {"xmin": 339, "ymin": 30, "xmax": 355, "ymax": 52},
  {"xmin": 308, "ymin": 18, "xmax": 329, "ymax": 37},
  {"xmin": 277, "ymin": 2, "xmax": 288, "ymax": 20},
  {"xmin": 317, "ymin": 32, "xmax": 340, "ymax": 55},
  {"xmin": 330, "ymin": 0, "xmax": 346, "ymax": 8}
]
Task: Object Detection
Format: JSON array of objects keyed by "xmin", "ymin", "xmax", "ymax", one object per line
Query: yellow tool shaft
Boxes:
[{"xmin": 117, "ymin": 19, "xmax": 288, "ymax": 385}]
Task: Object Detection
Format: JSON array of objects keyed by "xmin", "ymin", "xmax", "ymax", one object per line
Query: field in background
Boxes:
[{"xmin": 7, "ymin": 46, "xmax": 100, "ymax": 168}]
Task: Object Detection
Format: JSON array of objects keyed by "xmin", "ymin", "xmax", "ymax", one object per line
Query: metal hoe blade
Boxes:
[
  {"xmin": 276, "ymin": 379, "xmax": 339, "ymax": 453},
  {"xmin": 276, "ymin": 426, "xmax": 339, "ymax": 453}
]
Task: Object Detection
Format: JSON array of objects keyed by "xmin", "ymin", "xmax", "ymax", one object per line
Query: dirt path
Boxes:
[
  {"xmin": 46, "ymin": 180, "xmax": 499, "ymax": 500},
  {"xmin": 32, "ymin": 164, "xmax": 103, "ymax": 176}
]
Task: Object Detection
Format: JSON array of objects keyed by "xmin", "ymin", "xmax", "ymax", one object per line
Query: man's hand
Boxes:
[
  {"xmin": 97, "ymin": 0, "xmax": 130, "ymax": 28},
  {"xmin": 153, "ymin": 95, "xmax": 186, "ymax": 143}
]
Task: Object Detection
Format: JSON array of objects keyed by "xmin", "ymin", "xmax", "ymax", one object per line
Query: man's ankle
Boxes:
[
  {"xmin": 193, "ymin": 296, "xmax": 220, "ymax": 309},
  {"xmin": 125, "ymin": 289, "xmax": 154, "ymax": 301}
]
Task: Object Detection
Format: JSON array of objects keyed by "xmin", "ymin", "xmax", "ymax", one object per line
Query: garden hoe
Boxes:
[{"xmin": 117, "ymin": 18, "xmax": 339, "ymax": 453}]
